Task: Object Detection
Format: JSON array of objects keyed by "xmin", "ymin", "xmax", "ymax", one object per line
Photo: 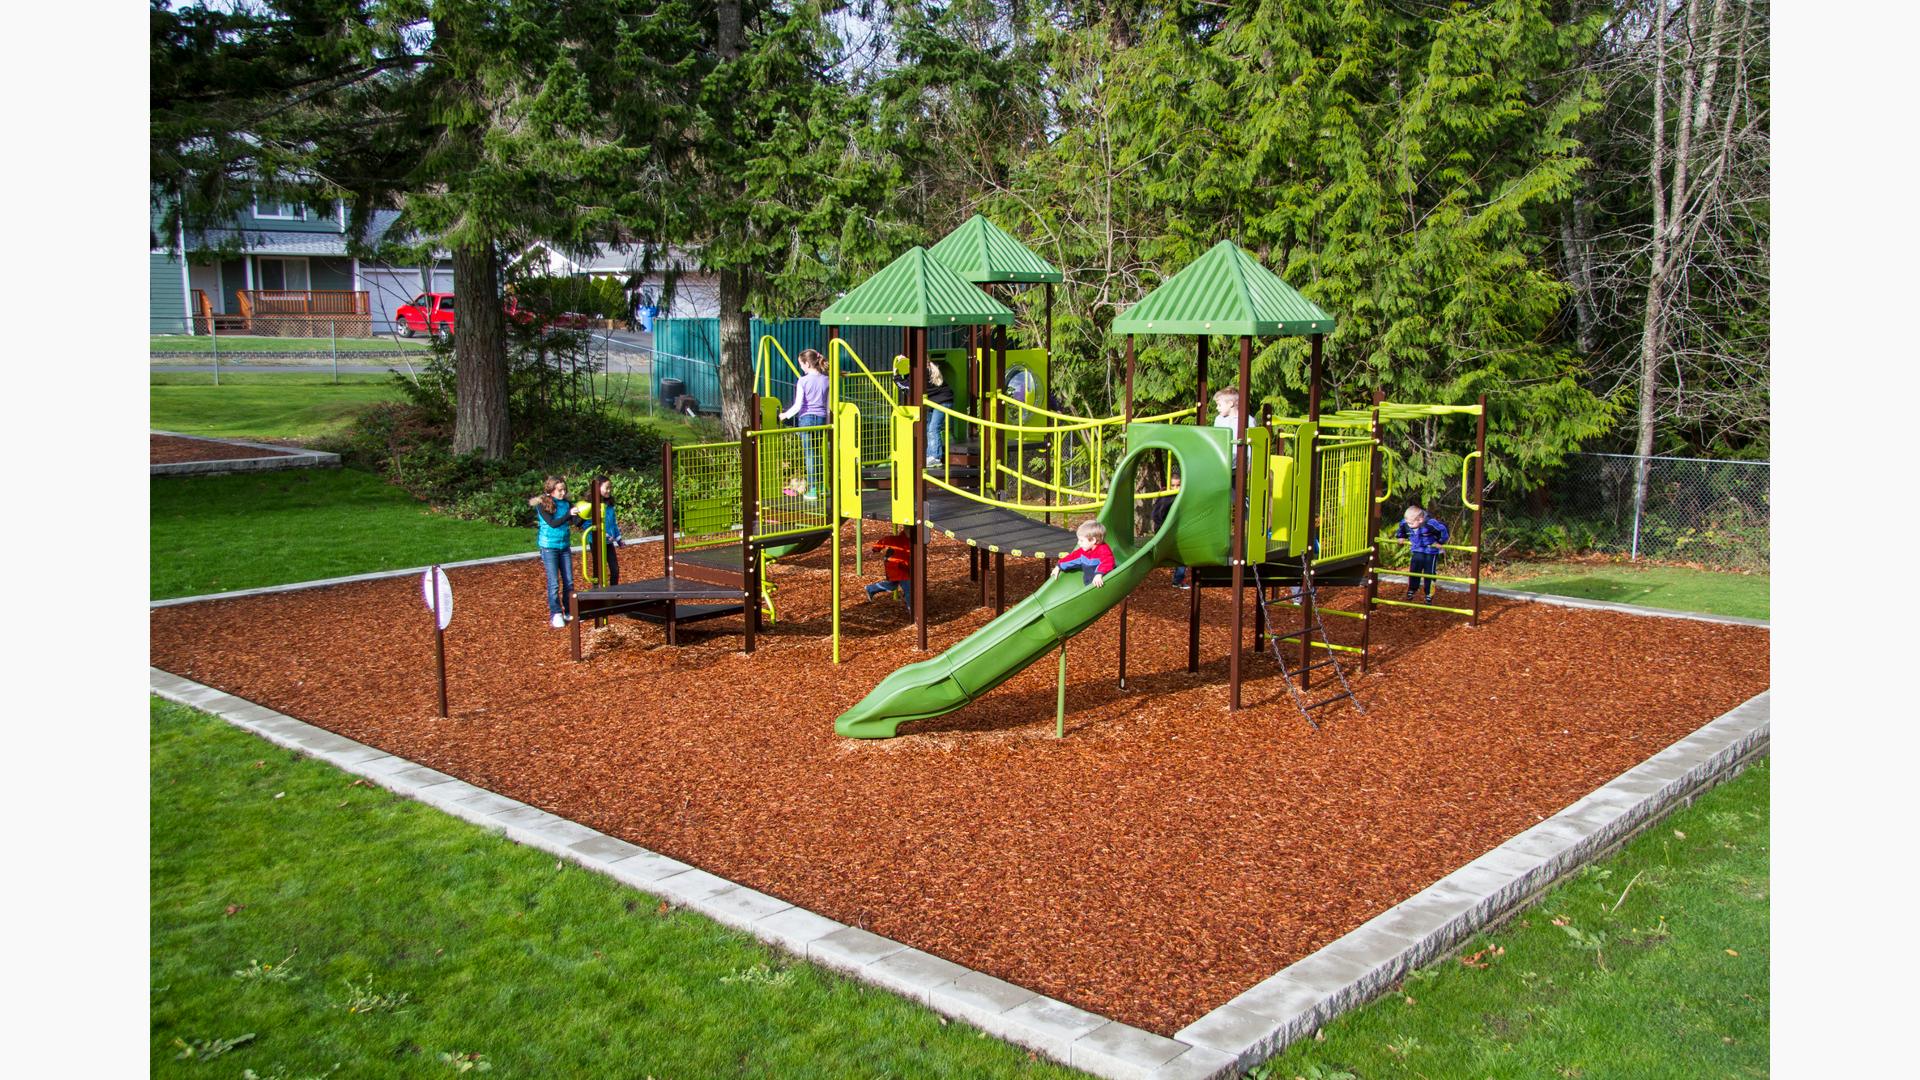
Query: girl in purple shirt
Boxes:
[{"xmin": 780, "ymin": 349, "xmax": 830, "ymax": 499}]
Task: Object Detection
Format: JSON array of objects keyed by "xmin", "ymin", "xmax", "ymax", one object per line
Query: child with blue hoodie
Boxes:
[
  {"xmin": 528, "ymin": 476, "xmax": 582, "ymax": 628},
  {"xmin": 1395, "ymin": 504, "xmax": 1451, "ymax": 604}
]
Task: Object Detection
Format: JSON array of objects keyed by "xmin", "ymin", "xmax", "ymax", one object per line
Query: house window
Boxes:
[
  {"xmin": 254, "ymin": 199, "xmax": 305, "ymax": 220},
  {"xmin": 256, "ymin": 257, "xmax": 311, "ymax": 292}
]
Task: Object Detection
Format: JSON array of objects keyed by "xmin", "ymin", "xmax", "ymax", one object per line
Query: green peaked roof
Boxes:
[
  {"xmin": 1111, "ymin": 240, "xmax": 1334, "ymax": 337},
  {"xmin": 819, "ymin": 247, "xmax": 1014, "ymax": 328},
  {"xmin": 927, "ymin": 214, "xmax": 1064, "ymax": 284}
]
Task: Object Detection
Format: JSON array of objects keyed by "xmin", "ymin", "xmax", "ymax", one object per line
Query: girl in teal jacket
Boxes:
[{"xmin": 528, "ymin": 476, "xmax": 581, "ymax": 627}]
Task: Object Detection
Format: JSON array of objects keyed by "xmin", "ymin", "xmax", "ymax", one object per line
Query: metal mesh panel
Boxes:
[
  {"xmin": 1484, "ymin": 453, "xmax": 1769, "ymax": 571},
  {"xmin": 1314, "ymin": 439, "xmax": 1376, "ymax": 562},
  {"xmin": 751, "ymin": 425, "xmax": 836, "ymax": 540},
  {"xmin": 671, "ymin": 442, "xmax": 742, "ymax": 549},
  {"xmin": 835, "ymin": 357, "xmax": 896, "ymax": 468}
]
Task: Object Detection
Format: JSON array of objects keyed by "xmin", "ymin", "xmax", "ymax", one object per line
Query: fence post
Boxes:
[
  {"xmin": 210, "ymin": 317, "xmax": 220, "ymax": 386},
  {"xmin": 330, "ymin": 319, "xmax": 339, "ymax": 383},
  {"xmin": 1629, "ymin": 453, "xmax": 1644, "ymax": 561}
]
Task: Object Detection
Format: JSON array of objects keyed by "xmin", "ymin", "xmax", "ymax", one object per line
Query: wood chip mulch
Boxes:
[
  {"xmin": 149, "ymin": 531, "xmax": 1768, "ymax": 1034},
  {"xmin": 151, "ymin": 434, "xmax": 295, "ymax": 464}
]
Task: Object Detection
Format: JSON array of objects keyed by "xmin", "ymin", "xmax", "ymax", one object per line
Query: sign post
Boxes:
[{"xmin": 420, "ymin": 565, "xmax": 453, "ymax": 717}]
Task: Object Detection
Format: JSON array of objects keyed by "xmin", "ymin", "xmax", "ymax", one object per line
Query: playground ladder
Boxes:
[{"xmin": 1253, "ymin": 557, "xmax": 1365, "ymax": 730}]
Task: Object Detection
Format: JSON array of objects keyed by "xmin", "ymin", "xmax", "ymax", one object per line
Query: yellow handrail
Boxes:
[
  {"xmin": 993, "ymin": 461, "xmax": 1103, "ymax": 501},
  {"xmin": 828, "ymin": 337, "xmax": 897, "ymax": 405},
  {"xmin": 1461, "ymin": 451, "xmax": 1483, "ymax": 511},
  {"xmin": 929, "ymin": 397, "xmax": 1108, "ymax": 434},
  {"xmin": 755, "ymin": 335, "xmax": 802, "ymax": 397},
  {"xmin": 1375, "ymin": 447, "xmax": 1395, "ymax": 504},
  {"xmin": 924, "ymin": 470, "xmax": 1105, "ymax": 515}
]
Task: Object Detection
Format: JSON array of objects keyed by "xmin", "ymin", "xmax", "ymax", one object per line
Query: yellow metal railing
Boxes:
[{"xmin": 671, "ymin": 441, "xmax": 744, "ymax": 550}]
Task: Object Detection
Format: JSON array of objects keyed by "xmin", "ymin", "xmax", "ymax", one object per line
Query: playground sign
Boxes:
[
  {"xmin": 421, "ymin": 565, "xmax": 451, "ymax": 716},
  {"xmin": 421, "ymin": 566, "xmax": 453, "ymax": 630}
]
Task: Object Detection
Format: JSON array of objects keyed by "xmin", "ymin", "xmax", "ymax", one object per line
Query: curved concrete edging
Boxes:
[
  {"xmin": 148, "ymin": 655, "xmax": 1769, "ymax": 1080},
  {"xmin": 150, "ymin": 430, "xmax": 341, "ymax": 477}
]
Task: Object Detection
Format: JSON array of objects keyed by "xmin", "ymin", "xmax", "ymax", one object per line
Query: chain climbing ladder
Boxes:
[{"xmin": 1252, "ymin": 557, "xmax": 1365, "ymax": 729}]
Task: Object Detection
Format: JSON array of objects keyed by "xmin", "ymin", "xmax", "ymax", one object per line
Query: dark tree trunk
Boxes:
[
  {"xmin": 717, "ymin": 266, "xmax": 752, "ymax": 438},
  {"xmin": 452, "ymin": 243, "xmax": 509, "ymax": 458}
]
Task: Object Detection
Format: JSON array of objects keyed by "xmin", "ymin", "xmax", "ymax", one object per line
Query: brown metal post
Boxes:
[
  {"xmin": 662, "ymin": 443, "xmax": 677, "ymax": 579},
  {"xmin": 1044, "ymin": 282, "xmax": 1053, "ymax": 356},
  {"xmin": 431, "ymin": 567, "xmax": 448, "ymax": 716},
  {"xmin": 912, "ymin": 326, "xmax": 929, "ymax": 651},
  {"xmin": 1228, "ymin": 335, "xmax": 1251, "ymax": 711},
  {"xmin": 1299, "ymin": 335, "xmax": 1325, "ymax": 687},
  {"xmin": 589, "ymin": 480, "xmax": 607, "ymax": 628},
  {"xmin": 742, "ymin": 403, "xmax": 758, "ymax": 654},
  {"xmin": 1360, "ymin": 390, "xmax": 1384, "ymax": 671},
  {"xmin": 1118, "ymin": 334, "xmax": 1135, "ymax": 689},
  {"xmin": 995, "ymin": 552, "xmax": 1005, "ymax": 614},
  {"xmin": 569, "ymin": 587, "xmax": 581, "ymax": 661},
  {"xmin": 1470, "ymin": 392, "xmax": 1488, "ymax": 626}
]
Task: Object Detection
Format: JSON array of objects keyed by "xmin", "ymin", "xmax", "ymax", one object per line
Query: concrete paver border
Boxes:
[
  {"xmin": 151, "ymin": 575, "xmax": 1768, "ymax": 1078},
  {"xmin": 150, "ymin": 429, "xmax": 341, "ymax": 477}
]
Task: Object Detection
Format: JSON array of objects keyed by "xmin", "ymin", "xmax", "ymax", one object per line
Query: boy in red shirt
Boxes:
[
  {"xmin": 1052, "ymin": 519, "xmax": 1117, "ymax": 587},
  {"xmin": 864, "ymin": 526, "xmax": 915, "ymax": 613}
]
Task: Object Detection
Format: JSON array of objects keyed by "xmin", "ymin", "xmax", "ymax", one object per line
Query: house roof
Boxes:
[
  {"xmin": 1111, "ymin": 240, "xmax": 1334, "ymax": 337},
  {"xmin": 819, "ymin": 247, "xmax": 1014, "ymax": 328},
  {"xmin": 927, "ymin": 214, "xmax": 1063, "ymax": 284},
  {"xmin": 185, "ymin": 209, "xmax": 405, "ymax": 258}
]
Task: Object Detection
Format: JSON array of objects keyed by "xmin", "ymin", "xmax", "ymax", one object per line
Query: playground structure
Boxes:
[{"xmin": 568, "ymin": 217, "xmax": 1490, "ymax": 736}]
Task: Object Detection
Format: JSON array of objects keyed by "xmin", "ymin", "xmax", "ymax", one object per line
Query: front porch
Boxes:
[{"xmin": 190, "ymin": 289, "xmax": 372, "ymax": 337}]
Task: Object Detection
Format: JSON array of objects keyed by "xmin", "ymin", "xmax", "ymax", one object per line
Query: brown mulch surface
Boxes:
[
  {"xmin": 150, "ymin": 532, "xmax": 1768, "ymax": 1034},
  {"xmin": 151, "ymin": 434, "xmax": 296, "ymax": 464}
]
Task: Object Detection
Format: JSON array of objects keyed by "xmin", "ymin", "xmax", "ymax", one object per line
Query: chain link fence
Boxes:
[{"xmin": 1484, "ymin": 452, "xmax": 1769, "ymax": 572}]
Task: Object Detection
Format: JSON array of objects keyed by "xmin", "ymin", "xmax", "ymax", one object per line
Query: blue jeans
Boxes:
[
  {"xmin": 539, "ymin": 546, "xmax": 574, "ymax": 616},
  {"xmin": 1171, "ymin": 565, "xmax": 1189, "ymax": 587},
  {"xmin": 795, "ymin": 412, "xmax": 827, "ymax": 492},
  {"xmin": 1408, "ymin": 551, "xmax": 1440, "ymax": 596},
  {"xmin": 1057, "ymin": 555, "xmax": 1105, "ymax": 585},
  {"xmin": 925, "ymin": 410, "xmax": 946, "ymax": 462},
  {"xmin": 866, "ymin": 579, "xmax": 912, "ymax": 612}
]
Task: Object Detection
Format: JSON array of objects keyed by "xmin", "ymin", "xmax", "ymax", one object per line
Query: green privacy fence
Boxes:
[{"xmin": 653, "ymin": 318, "xmax": 966, "ymax": 413}]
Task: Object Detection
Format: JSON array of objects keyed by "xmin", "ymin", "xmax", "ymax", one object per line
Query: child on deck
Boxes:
[
  {"xmin": 527, "ymin": 476, "xmax": 581, "ymax": 628},
  {"xmin": 1395, "ymin": 504, "xmax": 1450, "ymax": 603},
  {"xmin": 1053, "ymin": 519, "xmax": 1117, "ymax": 587},
  {"xmin": 779, "ymin": 349, "xmax": 830, "ymax": 497},
  {"xmin": 572, "ymin": 474, "xmax": 624, "ymax": 586},
  {"xmin": 864, "ymin": 526, "xmax": 915, "ymax": 613}
]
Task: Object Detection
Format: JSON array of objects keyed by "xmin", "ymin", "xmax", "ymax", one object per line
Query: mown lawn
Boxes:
[
  {"xmin": 1490, "ymin": 561, "xmax": 1770, "ymax": 620},
  {"xmin": 151, "ymin": 334, "xmax": 429, "ymax": 353},
  {"xmin": 1255, "ymin": 759, "xmax": 1768, "ymax": 1080},
  {"xmin": 150, "ymin": 699, "xmax": 1082, "ymax": 1080},
  {"xmin": 151, "ymin": 469, "xmax": 529, "ymax": 600},
  {"xmin": 151, "ymin": 373, "xmax": 403, "ymax": 442}
]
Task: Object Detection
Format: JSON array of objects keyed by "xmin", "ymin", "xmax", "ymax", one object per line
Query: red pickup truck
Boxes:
[{"xmin": 395, "ymin": 293, "xmax": 593, "ymax": 337}]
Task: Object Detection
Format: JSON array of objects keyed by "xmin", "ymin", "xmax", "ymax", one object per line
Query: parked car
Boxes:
[
  {"xmin": 395, "ymin": 292, "xmax": 455, "ymax": 337},
  {"xmin": 396, "ymin": 292, "xmax": 594, "ymax": 337}
]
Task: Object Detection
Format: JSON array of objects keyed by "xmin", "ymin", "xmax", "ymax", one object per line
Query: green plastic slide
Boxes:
[{"xmin": 835, "ymin": 423, "xmax": 1239, "ymax": 738}]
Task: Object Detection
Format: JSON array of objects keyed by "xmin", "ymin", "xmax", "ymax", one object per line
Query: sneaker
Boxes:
[
  {"xmin": 802, "ymin": 491, "xmax": 819, "ymax": 501},
  {"xmin": 1405, "ymin": 589, "xmax": 1418, "ymax": 600},
  {"xmin": 550, "ymin": 613, "xmax": 566, "ymax": 629},
  {"xmin": 1175, "ymin": 580, "xmax": 1191, "ymax": 590},
  {"xmin": 1424, "ymin": 593, "xmax": 1435, "ymax": 605},
  {"xmin": 925, "ymin": 458, "xmax": 943, "ymax": 468}
]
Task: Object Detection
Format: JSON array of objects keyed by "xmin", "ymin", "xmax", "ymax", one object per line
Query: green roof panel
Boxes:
[
  {"xmin": 1111, "ymin": 240, "xmax": 1335, "ymax": 337},
  {"xmin": 927, "ymin": 214, "xmax": 1065, "ymax": 284},
  {"xmin": 820, "ymin": 247, "xmax": 1015, "ymax": 328}
]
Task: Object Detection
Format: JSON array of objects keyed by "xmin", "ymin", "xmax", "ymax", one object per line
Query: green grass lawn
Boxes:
[
  {"xmin": 150, "ymin": 699, "xmax": 1081, "ymax": 1080},
  {"xmin": 1254, "ymin": 758, "xmax": 1768, "ymax": 1080},
  {"xmin": 152, "ymin": 334, "xmax": 429, "ymax": 353},
  {"xmin": 151, "ymin": 469, "xmax": 529, "ymax": 600},
  {"xmin": 1489, "ymin": 561, "xmax": 1770, "ymax": 620},
  {"xmin": 152, "ymin": 373, "xmax": 404, "ymax": 442}
]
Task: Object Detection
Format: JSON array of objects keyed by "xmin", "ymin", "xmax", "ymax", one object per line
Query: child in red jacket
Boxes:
[
  {"xmin": 864, "ymin": 526, "xmax": 915, "ymax": 613},
  {"xmin": 1052, "ymin": 519, "xmax": 1117, "ymax": 587}
]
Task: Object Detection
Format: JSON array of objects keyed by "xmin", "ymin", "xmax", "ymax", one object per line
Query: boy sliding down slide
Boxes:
[{"xmin": 1052, "ymin": 519, "xmax": 1117, "ymax": 587}]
